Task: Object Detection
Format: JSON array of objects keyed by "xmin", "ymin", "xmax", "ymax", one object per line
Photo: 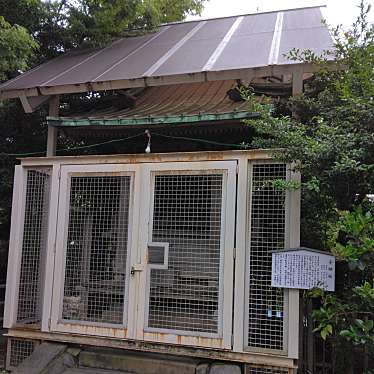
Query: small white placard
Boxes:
[{"xmin": 272, "ymin": 248, "xmax": 335, "ymax": 291}]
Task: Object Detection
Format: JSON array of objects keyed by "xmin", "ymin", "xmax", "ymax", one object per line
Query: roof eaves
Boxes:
[
  {"xmin": 47, "ymin": 111, "xmax": 259, "ymax": 127},
  {"xmin": 0, "ymin": 61, "xmax": 330, "ymax": 100}
]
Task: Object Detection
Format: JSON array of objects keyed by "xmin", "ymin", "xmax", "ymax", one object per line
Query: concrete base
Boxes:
[
  {"xmin": 64, "ymin": 369, "xmax": 131, "ymax": 374},
  {"xmin": 12, "ymin": 343, "xmax": 67, "ymax": 374},
  {"xmin": 78, "ymin": 348, "xmax": 242, "ymax": 374},
  {"xmin": 79, "ymin": 349, "xmax": 202, "ymax": 374},
  {"xmin": 10, "ymin": 343, "xmax": 243, "ymax": 374}
]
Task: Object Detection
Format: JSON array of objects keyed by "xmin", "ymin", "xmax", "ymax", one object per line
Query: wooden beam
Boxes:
[
  {"xmin": 0, "ymin": 61, "xmax": 338, "ymax": 100},
  {"xmin": 19, "ymin": 149, "xmax": 274, "ymax": 166},
  {"xmin": 46, "ymin": 95, "xmax": 59, "ymax": 157},
  {"xmin": 0, "ymin": 87, "xmax": 39, "ymax": 99},
  {"xmin": 6, "ymin": 328, "xmax": 297, "ymax": 368},
  {"xmin": 19, "ymin": 94, "xmax": 33, "ymax": 113},
  {"xmin": 19, "ymin": 95, "xmax": 51, "ymax": 113}
]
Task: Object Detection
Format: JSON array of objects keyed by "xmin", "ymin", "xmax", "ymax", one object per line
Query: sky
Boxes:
[{"xmin": 187, "ymin": 0, "xmax": 374, "ymax": 27}]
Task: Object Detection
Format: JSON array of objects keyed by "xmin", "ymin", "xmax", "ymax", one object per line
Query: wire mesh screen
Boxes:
[
  {"xmin": 148, "ymin": 173, "xmax": 224, "ymax": 334},
  {"xmin": 17, "ymin": 169, "xmax": 51, "ymax": 324},
  {"xmin": 247, "ymin": 163, "xmax": 286, "ymax": 351},
  {"xmin": 62, "ymin": 175, "xmax": 131, "ymax": 324},
  {"xmin": 7, "ymin": 338, "xmax": 37, "ymax": 368},
  {"xmin": 245, "ymin": 365, "xmax": 289, "ymax": 374}
]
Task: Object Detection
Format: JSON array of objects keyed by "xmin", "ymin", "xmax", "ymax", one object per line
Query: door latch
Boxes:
[{"xmin": 130, "ymin": 264, "xmax": 143, "ymax": 275}]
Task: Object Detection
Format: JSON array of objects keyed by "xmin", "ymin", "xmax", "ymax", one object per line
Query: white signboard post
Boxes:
[{"xmin": 272, "ymin": 248, "xmax": 335, "ymax": 291}]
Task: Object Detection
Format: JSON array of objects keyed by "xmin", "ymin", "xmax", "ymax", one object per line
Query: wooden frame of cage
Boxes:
[{"xmin": 4, "ymin": 150, "xmax": 300, "ymax": 368}]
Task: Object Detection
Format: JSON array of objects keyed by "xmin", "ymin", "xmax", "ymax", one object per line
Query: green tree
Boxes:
[
  {"xmin": 66, "ymin": 0, "xmax": 206, "ymax": 47},
  {"xmin": 0, "ymin": 3, "xmax": 40, "ymax": 240},
  {"xmin": 1, "ymin": 0, "xmax": 206, "ymax": 61},
  {"xmin": 243, "ymin": 2, "xmax": 374, "ymax": 372},
  {"xmin": 0, "ymin": 0, "xmax": 208, "ymax": 238},
  {"xmin": 0, "ymin": 16, "xmax": 38, "ymax": 80}
]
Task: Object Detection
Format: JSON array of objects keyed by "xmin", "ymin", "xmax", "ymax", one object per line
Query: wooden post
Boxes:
[
  {"xmin": 291, "ymin": 70, "xmax": 303, "ymax": 119},
  {"xmin": 307, "ymin": 299, "xmax": 315, "ymax": 372},
  {"xmin": 292, "ymin": 70, "xmax": 303, "ymax": 96},
  {"xmin": 46, "ymin": 95, "xmax": 59, "ymax": 157},
  {"xmin": 291, "ymin": 74, "xmax": 303, "ymax": 370}
]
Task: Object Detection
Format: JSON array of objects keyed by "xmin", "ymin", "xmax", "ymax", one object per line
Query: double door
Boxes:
[{"xmin": 50, "ymin": 161, "xmax": 236, "ymax": 348}]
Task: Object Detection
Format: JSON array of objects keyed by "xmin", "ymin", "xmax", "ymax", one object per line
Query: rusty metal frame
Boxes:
[{"xmin": 6, "ymin": 328, "xmax": 297, "ymax": 369}]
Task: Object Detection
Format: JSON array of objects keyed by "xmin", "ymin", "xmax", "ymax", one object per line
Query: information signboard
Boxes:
[{"xmin": 271, "ymin": 248, "xmax": 335, "ymax": 291}]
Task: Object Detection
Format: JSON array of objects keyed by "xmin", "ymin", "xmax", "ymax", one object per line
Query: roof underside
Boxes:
[
  {"xmin": 52, "ymin": 80, "xmax": 259, "ymax": 151},
  {"xmin": 50, "ymin": 80, "xmax": 255, "ymax": 127},
  {"xmin": 0, "ymin": 6, "xmax": 333, "ymax": 99}
]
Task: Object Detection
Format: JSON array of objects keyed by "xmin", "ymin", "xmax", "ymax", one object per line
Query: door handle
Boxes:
[{"xmin": 130, "ymin": 264, "xmax": 143, "ymax": 275}]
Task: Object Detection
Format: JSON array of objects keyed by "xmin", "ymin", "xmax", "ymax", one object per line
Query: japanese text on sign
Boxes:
[{"xmin": 271, "ymin": 249, "xmax": 335, "ymax": 291}]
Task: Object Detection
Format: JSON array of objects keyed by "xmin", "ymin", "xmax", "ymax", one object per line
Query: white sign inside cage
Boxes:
[{"xmin": 271, "ymin": 248, "xmax": 335, "ymax": 291}]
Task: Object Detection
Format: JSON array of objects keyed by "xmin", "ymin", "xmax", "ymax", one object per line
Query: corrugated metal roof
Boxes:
[
  {"xmin": 51, "ymin": 80, "xmax": 251, "ymax": 125},
  {"xmin": 49, "ymin": 80, "xmax": 259, "ymax": 128},
  {"xmin": 0, "ymin": 6, "xmax": 333, "ymax": 99},
  {"xmin": 55, "ymin": 81, "xmax": 258, "ymax": 148}
]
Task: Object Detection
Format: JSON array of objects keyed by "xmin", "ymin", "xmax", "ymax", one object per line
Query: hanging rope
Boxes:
[{"xmin": 0, "ymin": 130, "xmax": 248, "ymax": 157}]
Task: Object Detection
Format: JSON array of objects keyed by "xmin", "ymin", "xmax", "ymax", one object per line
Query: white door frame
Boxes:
[
  {"xmin": 49, "ymin": 160, "xmax": 237, "ymax": 348},
  {"xmin": 135, "ymin": 161, "xmax": 237, "ymax": 349},
  {"xmin": 50, "ymin": 163, "xmax": 141, "ymax": 339},
  {"xmin": 3, "ymin": 166, "xmax": 26, "ymax": 328}
]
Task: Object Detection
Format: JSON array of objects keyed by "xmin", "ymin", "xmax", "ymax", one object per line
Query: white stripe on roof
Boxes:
[
  {"xmin": 41, "ymin": 40, "xmax": 124, "ymax": 86},
  {"xmin": 268, "ymin": 11, "xmax": 284, "ymax": 65},
  {"xmin": 203, "ymin": 16, "xmax": 244, "ymax": 71},
  {"xmin": 143, "ymin": 21, "xmax": 207, "ymax": 77},
  {"xmin": 94, "ymin": 26, "xmax": 171, "ymax": 81}
]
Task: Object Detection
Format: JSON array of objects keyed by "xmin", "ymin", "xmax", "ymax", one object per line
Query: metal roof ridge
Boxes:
[{"xmin": 161, "ymin": 5, "xmax": 327, "ymax": 26}]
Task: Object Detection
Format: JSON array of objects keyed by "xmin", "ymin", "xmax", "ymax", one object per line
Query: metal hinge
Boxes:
[
  {"xmin": 233, "ymin": 247, "xmax": 236, "ymax": 259},
  {"xmin": 236, "ymin": 164, "xmax": 239, "ymax": 174},
  {"xmin": 48, "ymin": 318, "xmax": 51, "ymax": 329},
  {"xmin": 231, "ymin": 333, "xmax": 234, "ymax": 347}
]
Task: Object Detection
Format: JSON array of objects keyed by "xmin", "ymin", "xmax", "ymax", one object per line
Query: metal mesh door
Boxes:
[
  {"xmin": 247, "ymin": 164, "xmax": 287, "ymax": 351},
  {"xmin": 147, "ymin": 172, "xmax": 224, "ymax": 334},
  {"xmin": 62, "ymin": 175, "xmax": 131, "ymax": 324},
  {"xmin": 17, "ymin": 169, "xmax": 51, "ymax": 325}
]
